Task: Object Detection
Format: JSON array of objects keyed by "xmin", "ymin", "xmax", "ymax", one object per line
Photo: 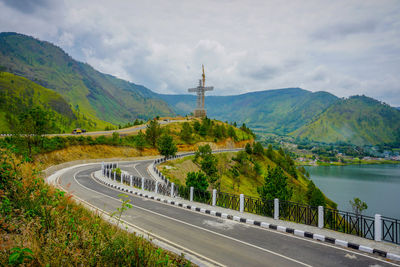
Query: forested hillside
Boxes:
[
  {"xmin": 0, "ymin": 72, "xmax": 104, "ymax": 133},
  {"xmin": 158, "ymin": 88, "xmax": 339, "ymax": 134},
  {"xmin": 0, "ymin": 32, "xmax": 174, "ymax": 126},
  {"xmin": 292, "ymin": 96, "xmax": 400, "ymax": 145}
]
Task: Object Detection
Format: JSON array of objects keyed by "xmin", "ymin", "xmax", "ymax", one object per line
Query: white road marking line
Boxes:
[
  {"xmin": 91, "ymin": 169, "xmax": 400, "ymax": 266},
  {"xmin": 60, "ymin": 164, "xmax": 400, "ymax": 267},
  {"xmin": 71, "ymin": 171, "xmax": 312, "ymax": 267},
  {"xmin": 55, "ymin": 176, "xmax": 225, "ymax": 267}
]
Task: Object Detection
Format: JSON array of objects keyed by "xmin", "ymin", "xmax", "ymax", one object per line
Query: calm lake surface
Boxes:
[{"xmin": 305, "ymin": 164, "xmax": 400, "ymax": 219}]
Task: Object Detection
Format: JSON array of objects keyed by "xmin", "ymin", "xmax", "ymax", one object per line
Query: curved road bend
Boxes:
[{"xmin": 56, "ymin": 163, "xmax": 399, "ymax": 267}]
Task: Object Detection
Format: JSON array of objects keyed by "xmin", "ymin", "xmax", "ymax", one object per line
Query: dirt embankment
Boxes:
[{"xmin": 35, "ymin": 138, "xmax": 251, "ymax": 176}]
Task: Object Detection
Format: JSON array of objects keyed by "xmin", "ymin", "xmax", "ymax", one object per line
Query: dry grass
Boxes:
[{"xmin": 0, "ymin": 150, "xmax": 192, "ymax": 266}]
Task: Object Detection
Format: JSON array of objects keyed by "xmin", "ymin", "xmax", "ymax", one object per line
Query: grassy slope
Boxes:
[
  {"xmin": 0, "ymin": 32, "xmax": 174, "ymax": 126},
  {"xmin": 158, "ymin": 88, "xmax": 339, "ymax": 134},
  {"xmin": 292, "ymin": 96, "xmax": 400, "ymax": 145},
  {"xmin": 0, "ymin": 72, "xmax": 111, "ymax": 132},
  {"xmin": 0, "ymin": 151, "xmax": 190, "ymax": 266},
  {"xmin": 158, "ymin": 151, "xmax": 336, "ymax": 208}
]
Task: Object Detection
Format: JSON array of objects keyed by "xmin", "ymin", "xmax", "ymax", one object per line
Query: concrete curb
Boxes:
[{"xmin": 94, "ymin": 172, "xmax": 400, "ymax": 263}]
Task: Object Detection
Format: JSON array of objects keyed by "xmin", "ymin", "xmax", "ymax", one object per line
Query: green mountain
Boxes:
[
  {"xmin": 158, "ymin": 88, "xmax": 339, "ymax": 134},
  {"xmin": 292, "ymin": 95, "xmax": 400, "ymax": 145},
  {"xmin": 0, "ymin": 71, "xmax": 103, "ymax": 133},
  {"xmin": 0, "ymin": 32, "xmax": 174, "ymax": 128}
]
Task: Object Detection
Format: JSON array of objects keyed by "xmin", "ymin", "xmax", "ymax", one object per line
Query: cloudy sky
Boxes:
[{"xmin": 1, "ymin": 0, "xmax": 400, "ymax": 106}]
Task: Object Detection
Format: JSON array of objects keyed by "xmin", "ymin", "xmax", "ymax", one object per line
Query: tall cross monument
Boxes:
[{"xmin": 188, "ymin": 65, "xmax": 214, "ymax": 117}]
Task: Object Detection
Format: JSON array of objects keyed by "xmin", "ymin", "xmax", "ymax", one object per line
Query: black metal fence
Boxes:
[
  {"xmin": 324, "ymin": 208, "xmax": 375, "ymax": 240},
  {"xmin": 215, "ymin": 191, "xmax": 240, "ymax": 211},
  {"xmin": 103, "ymin": 161, "xmax": 400, "ymax": 245},
  {"xmin": 382, "ymin": 216, "xmax": 400, "ymax": 244},
  {"xmin": 279, "ymin": 200, "xmax": 319, "ymax": 227}
]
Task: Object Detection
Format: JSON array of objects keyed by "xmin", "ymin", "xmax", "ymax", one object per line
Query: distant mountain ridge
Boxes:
[
  {"xmin": 0, "ymin": 32, "xmax": 174, "ymax": 127},
  {"xmin": 0, "ymin": 32, "xmax": 398, "ymax": 145},
  {"xmin": 292, "ymin": 95, "xmax": 400, "ymax": 145},
  {"xmin": 158, "ymin": 88, "xmax": 339, "ymax": 134}
]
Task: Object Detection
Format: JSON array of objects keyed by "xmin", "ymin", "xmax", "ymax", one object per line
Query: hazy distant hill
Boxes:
[
  {"xmin": 0, "ymin": 72, "xmax": 101, "ymax": 133},
  {"xmin": 0, "ymin": 32, "xmax": 174, "ymax": 127},
  {"xmin": 158, "ymin": 88, "xmax": 339, "ymax": 134},
  {"xmin": 292, "ymin": 95, "xmax": 400, "ymax": 145}
]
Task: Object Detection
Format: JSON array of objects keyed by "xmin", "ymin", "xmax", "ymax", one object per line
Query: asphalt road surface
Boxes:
[{"xmin": 56, "ymin": 162, "xmax": 399, "ymax": 267}]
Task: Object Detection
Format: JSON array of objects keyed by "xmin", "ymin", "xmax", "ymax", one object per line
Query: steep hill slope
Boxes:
[
  {"xmin": 0, "ymin": 32, "xmax": 174, "ymax": 126},
  {"xmin": 292, "ymin": 96, "xmax": 400, "ymax": 145},
  {"xmin": 0, "ymin": 72, "xmax": 105, "ymax": 133},
  {"xmin": 158, "ymin": 88, "xmax": 339, "ymax": 134}
]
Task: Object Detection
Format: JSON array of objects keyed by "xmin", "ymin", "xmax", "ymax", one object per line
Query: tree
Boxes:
[
  {"xmin": 180, "ymin": 122, "xmax": 192, "ymax": 143},
  {"xmin": 193, "ymin": 121, "xmax": 201, "ymax": 132},
  {"xmin": 157, "ymin": 134, "xmax": 177, "ymax": 158},
  {"xmin": 145, "ymin": 119, "xmax": 162, "ymax": 147},
  {"xmin": 228, "ymin": 126, "xmax": 237, "ymax": 140},
  {"xmin": 185, "ymin": 171, "xmax": 208, "ymax": 191},
  {"xmin": 112, "ymin": 132, "xmax": 120, "ymax": 144},
  {"xmin": 258, "ymin": 166, "xmax": 292, "ymax": 201},
  {"xmin": 349, "ymin": 197, "xmax": 368, "ymax": 216},
  {"xmin": 245, "ymin": 143, "xmax": 252, "ymax": 154},
  {"xmin": 310, "ymin": 189, "xmax": 325, "ymax": 207},
  {"xmin": 12, "ymin": 106, "xmax": 54, "ymax": 157},
  {"xmin": 135, "ymin": 130, "xmax": 146, "ymax": 154},
  {"xmin": 193, "ymin": 144, "xmax": 219, "ymax": 188},
  {"xmin": 253, "ymin": 142, "xmax": 264, "ymax": 156},
  {"xmin": 194, "ymin": 144, "xmax": 212, "ymax": 162},
  {"xmin": 266, "ymin": 144, "xmax": 274, "ymax": 160}
]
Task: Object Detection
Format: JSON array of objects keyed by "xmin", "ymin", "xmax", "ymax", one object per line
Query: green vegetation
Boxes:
[
  {"xmin": 157, "ymin": 134, "xmax": 177, "ymax": 158},
  {"xmin": 185, "ymin": 172, "xmax": 209, "ymax": 192},
  {"xmin": 193, "ymin": 144, "xmax": 219, "ymax": 188},
  {"xmin": 0, "ymin": 32, "xmax": 174, "ymax": 126},
  {"xmin": 146, "ymin": 119, "xmax": 162, "ymax": 147},
  {"xmin": 0, "ymin": 72, "xmax": 106, "ymax": 133},
  {"xmin": 159, "ymin": 143, "xmax": 336, "ymax": 208},
  {"xmin": 0, "ymin": 149, "xmax": 191, "ymax": 265},
  {"xmin": 292, "ymin": 95, "xmax": 400, "ymax": 146},
  {"xmin": 159, "ymin": 88, "xmax": 338, "ymax": 134},
  {"xmin": 349, "ymin": 197, "xmax": 368, "ymax": 216},
  {"xmin": 258, "ymin": 166, "xmax": 292, "ymax": 201}
]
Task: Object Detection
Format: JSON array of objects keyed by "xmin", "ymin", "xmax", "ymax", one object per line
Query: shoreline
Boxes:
[{"xmin": 297, "ymin": 160, "xmax": 400, "ymax": 167}]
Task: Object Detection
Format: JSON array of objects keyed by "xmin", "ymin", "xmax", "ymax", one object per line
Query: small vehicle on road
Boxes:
[{"xmin": 72, "ymin": 128, "xmax": 84, "ymax": 134}]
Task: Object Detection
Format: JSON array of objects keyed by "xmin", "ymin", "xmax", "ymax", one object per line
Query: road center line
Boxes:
[{"xmin": 70, "ymin": 170, "xmax": 312, "ymax": 267}]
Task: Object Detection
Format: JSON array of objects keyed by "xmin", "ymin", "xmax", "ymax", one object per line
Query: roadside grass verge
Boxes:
[{"xmin": 0, "ymin": 149, "xmax": 192, "ymax": 266}]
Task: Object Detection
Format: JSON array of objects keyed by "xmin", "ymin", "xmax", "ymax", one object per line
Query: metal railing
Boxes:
[
  {"xmin": 382, "ymin": 216, "xmax": 400, "ymax": 244},
  {"xmin": 324, "ymin": 208, "xmax": 375, "ymax": 240},
  {"xmin": 280, "ymin": 200, "xmax": 318, "ymax": 227},
  {"xmin": 102, "ymin": 161, "xmax": 400, "ymax": 246}
]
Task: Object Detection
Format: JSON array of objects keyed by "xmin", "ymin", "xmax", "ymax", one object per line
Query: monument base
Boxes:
[{"xmin": 194, "ymin": 109, "xmax": 207, "ymax": 118}]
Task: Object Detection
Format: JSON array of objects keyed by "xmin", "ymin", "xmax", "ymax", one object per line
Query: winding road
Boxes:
[{"xmin": 53, "ymin": 160, "xmax": 399, "ymax": 267}]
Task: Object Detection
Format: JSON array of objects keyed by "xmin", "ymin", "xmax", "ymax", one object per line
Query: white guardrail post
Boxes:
[
  {"xmin": 170, "ymin": 183, "xmax": 175, "ymax": 197},
  {"xmin": 113, "ymin": 172, "xmax": 116, "ymax": 181},
  {"xmin": 141, "ymin": 177, "xmax": 145, "ymax": 190},
  {"xmin": 375, "ymin": 214, "xmax": 382, "ymax": 242},
  {"xmin": 155, "ymin": 181, "xmax": 158, "ymax": 194},
  {"xmin": 274, "ymin": 198, "xmax": 279, "ymax": 220},
  {"xmin": 239, "ymin": 194, "xmax": 244, "ymax": 213},
  {"xmin": 130, "ymin": 175, "xmax": 133, "ymax": 187},
  {"xmin": 121, "ymin": 173, "xmax": 123, "ymax": 184},
  {"xmin": 318, "ymin": 206, "xmax": 324, "ymax": 228},
  {"xmin": 190, "ymin": 187, "xmax": 194, "ymax": 202},
  {"xmin": 212, "ymin": 189, "xmax": 217, "ymax": 206}
]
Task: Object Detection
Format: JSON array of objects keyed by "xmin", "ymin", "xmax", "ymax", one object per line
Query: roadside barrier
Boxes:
[{"xmin": 101, "ymin": 156, "xmax": 400, "ymax": 246}]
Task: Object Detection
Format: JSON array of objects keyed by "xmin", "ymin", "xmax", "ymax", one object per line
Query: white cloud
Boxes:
[{"xmin": 0, "ymin": 0, "xmax": 400, "ymax": 105}]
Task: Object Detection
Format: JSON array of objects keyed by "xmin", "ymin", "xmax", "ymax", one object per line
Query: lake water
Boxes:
[{"xmin": 305, "ymin": 164, "xmax": 400, "ymax": 219}]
